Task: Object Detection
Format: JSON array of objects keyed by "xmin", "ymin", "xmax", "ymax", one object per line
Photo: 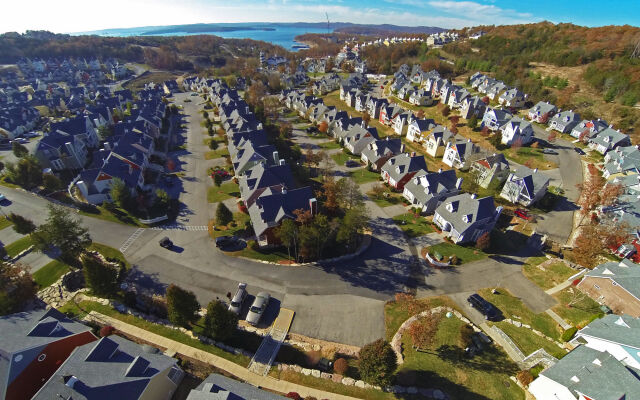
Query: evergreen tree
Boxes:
[
  {"xmin": 216, "ymin": 202, "xmax": 233, "ymax": 226},
  {"xmin": 31, "ymin": 204, "xmax": 91, "ymax": 259},
  {"xmin": 82, "ymin": 254, "xmax": 119, "ymax": 297},
  {"xmin": 203, "ymin": 300, "xmax": 238, "ymax": 341},
  {"xmin": 166, "ymin": 284, "xmax": 200, "ymax": 327}
]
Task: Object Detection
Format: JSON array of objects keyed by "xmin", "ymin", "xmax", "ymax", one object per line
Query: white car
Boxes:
[{"xmin": 0, "ymin": 194, "xmax": 6, "ymax": 201}]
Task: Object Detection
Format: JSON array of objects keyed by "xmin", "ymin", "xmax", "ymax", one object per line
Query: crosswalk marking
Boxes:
[
  {"xmin": 150, "ymin": 225, "xmax": 209, "ymax": 231},
  {"xmin": 119, "ymin": 228, "xmax": 145, "ymax": 253}
]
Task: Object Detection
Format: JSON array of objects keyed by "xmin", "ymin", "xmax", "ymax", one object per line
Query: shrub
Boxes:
[
  {"xmin": 215, "ymin": 202, "xmax": 233, "ymax": 226},
  {"xmin": 561, "ymin": 326, "xmax": 578, "ymax": 342},
  {"xmin": 166, "ymin": 284, "xmax": 200, "ymax": 327},
  {"xmin": 9, "ymin": 213, "xmax": 36, "ymax": 235},
  {"xmin": 333, "ymin": 357, "xmax": 348, "ymax": 375},
  {"xmin": 286, "ymin": 393, "xmax": 301, "ymax": 400},
  {"xmin": 209, "ymin": 139, "xmax": 219, "ymax": 150},
  {"xmin": 516, "ymin": 370, "xmax": 534, "ymax": 386},
  {"xmin": 450, "ymin": 255, "xmax": 459, "ymax": 265},
  {"xmin": 99, "ymin": 325, "xmax": 116, "ymax": 337},
  {"xmin": 358, "ymin": 339, "xmax": 397, "ymax": 387}
]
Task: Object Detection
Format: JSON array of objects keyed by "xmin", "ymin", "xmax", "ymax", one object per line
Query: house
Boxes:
[
  {"xmin": 433, "ymin": 194, "xmax": 502, "ymax": 244},
  {"xmin": 570, "ymin": 119, "xmax": 609, "ymax": 141},
  {"xmin": 471, "ymin": 153, "xmax": 510, "ymax": 189},
  {"xmin": 238, "ymin": 163, "xmax": 294, "ymax": 208},
  {"xmin": 589, "ymin": 127, "xmax": 631, "ymax": 154},
  {"xmin": 499, "ymin": 116, "xmax": 534, "ymax": 146},
  {"xmin": 248, "ymin": 187, "xmax": 316, "ymax": 247},
  {"xmin": 481, "ymin": 107, "xmax": 512, "ymax": 131},
  {"xmin": 0, "ymin": 308, "xmax": 98, "ymax": 400},
  {"xmin": 570, "ymin": 314, "xmax": 640, "ymax": 370},
  {"xmin": 378, "ymin": 103, "xmax": 403, "ymax": 126},
  {"xmin": 186, "ymin": 373, "xmax": 286, "ymax": 400},
  {"xmin": 232, "ymin": 143, "xmax": 279, "ymax": 176},
  {"xmin": 442, "ymin": 138, "xmax": 481, "ymax": 170},
  {"xmin": 498, "ymin": 88, "xmax": 526, "ymax": 108},
  {"xmin": 461, "ymin": 96, "xmax": 487, "ymax": 120},
  {"xmin": 162, "ymin": 79, "xmax": 179, "ymax": 95},
  {"xmin": 406, "ymin": 118, "xmax": 437, "ymax": 143},
  {"xmin": 381, "ymin": 153, "xmax": 428, "ymax": 190},
  {"xmin": 549, "ymin": 110, "xmax": 581, "ymax": 133},
  {"xmin": 35, "ymin": 131, "xmax": 90, "ymax": 171},
  {"xmin": 527, "ymin": 101, "xmax": 557, "ymax": 123},
  {"xmin": 402, "ymin": 169, "xmax": 462, "ymax": 214},
  {"xmin": 409, "ymin": 89, "xmax": 433, "ymax": 106},
  {"xmin": 425, "ymin": 125, "xmax": 457, "ymax": 158},
  {"xmin": 439, "ymin": 81, "xmax": 454, "ymax": 105},
  {"xmin": 603, "ymin": 145, "xmax": 640, "ymax": 178},
  {"xmin": 578, "ymin": 259, "xmax": 640, "ymax": 318},
  {"xmin": 33, "ymin": 335, "xmax": 184, "ymax": 400},
  {"xmin": 528, "ymin": 345, "xmax": 640, "ymax": 400},
  {"xmin": 500, "ymin": 166, "xmax": 550, "ymax": 206},
  {"xmin": 447, "ymin": 88, "xmax": 470, "ymax": 109},
  {"xmin": 392, "ymin": 111, "xmax": 413, "ymax": 135},
  {"xmin": 486, "ymin": 82, "xmax": 508, "ymax": 100},
  {"xmin": 343, "ymin": 125, "xmax": 379, "ymax": 155},
  {"xmin": 361, "ymin": 137, "xmax": 403, "ymax": 171}
]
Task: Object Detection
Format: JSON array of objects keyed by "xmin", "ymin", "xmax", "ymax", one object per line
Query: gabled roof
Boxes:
[
  {"xmin": 508, "ymin": 166, "xmax": 550, "ymax": 196},
  {"xmin": 529, "ymin": 101, "xmax": 557, "ymax": 114},
  {"xmin": 576, "ymin": 313, "xmax": 640, "ymax": 349},
  {"xmin": 381, "ymin": 153, "xmax": 428, "ymax": 183},
  {"xmin": 590, "ymin": 127, "xmax": 630, "ymax": 150},
  {"xmin": 435, "ymin": 193, "xmax": 496, "ymax": 233},
  {"xmin": 404, "ymin": 169, "xmax": 458, "ymax": 204},
  {"xmin": 248, "ymin": 187, "xmax": 314, "ymax": 236},
  {"xmin": 187, "ymin": 373, "xmax": 286, "ymax": 400},
  {"xmin": 474, "ymin": 153, "xmax": 510, "ymax": 172},
  {"xmin": 411, "ymin": 118, "xmax": 437, "ymax": 132},
  {"xmin": 239, "ymin": 163, "xmax": 295, "ymax": 203},
  {"xmin": 584, "ymin": 259, "xmax": 640, "ymax": 303}
]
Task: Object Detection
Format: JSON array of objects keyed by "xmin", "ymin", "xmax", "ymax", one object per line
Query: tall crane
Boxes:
[{"xmin": 325, "ymin": 12, "xmax": 330, "ymax": 40}]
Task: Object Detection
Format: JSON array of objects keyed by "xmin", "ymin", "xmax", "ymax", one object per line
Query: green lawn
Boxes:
[
  {"xmin": 398, "ymin": 314, "xmax": 524, "ymax": 400},
  {"xmin": 226, "ymin": 245, "xmax": 292, "ymax": 263},
  {"xmin": 384, "ymin": 295, "xmax": 459, "ymax": 340},
  {"xmin": 272, "ymin": 370, "xmax": 394, "ymax": 400},
  {"xmin": 478, "ymin": 288, "xmax": 561, "ymax": 340},
  {"xmin": 392, "ymin": 213, "xmax": 435, "ymax": 238},
  {"xmin": 552, "ymin": 288, "xmax": 604, "ymax": 328},
  {"xmin": 204, "ymin": 147, "xmax": 230, "ymax": 160},
  {"xmin": 426, "ymin": 242, "xmax": 487, "ymax": 265},
  {"xmin": 5, "ymin": 235, "xmax": 34, "ymax": 258},
  {"xmin": 331, "ymin": 151, "xmax": 360, "ymax": 166},
  {"xmin": 523, "ymin": 258, "xmax": 577, "ymax": 290},
  {"xmin": 317, "ymin": 141, "xmax": 341, "ymax": 150},
  {"xmin": 207, "ymin": 181, "xmax": 240, "ymax": 203},
  {"xmin": 211, "ymin": 212, "xmax": 250, "ymax": 238},
  {"xmin": 367, "ymin": 189, "xmax": 403, "ymax": 208},
  {"xmin": 0, "ymin": 216, "xmax": 13, "ymax": 230},
  {"xmin": 349, "ymin": 169, "xmax": 382, "ymax": 184},
  {"xmin": 88, "ymin": 242, "xmax": 130, "ymax": 269},
  {"xmin": 501, "ymin": 146, "xmax": 557, "ymax": 170},
  {"xmin": 495, "ymin": 321, "xmax": 566, "ymax": 359},
  {"xmin": 32, "ymin": 259, "xmax": 71, "ymax": 288},
  {"xmin": 59, "ymin": 300, "xmax": 250, "ymax": 367},
  {"xmin": 78, "ymin": 206, "xmax": 145, "ymax": 227}
]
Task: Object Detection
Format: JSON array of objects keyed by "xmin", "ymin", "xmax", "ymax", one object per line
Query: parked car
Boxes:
[
  {"xmin": 514, "ymin": 208, "xmax": 531, "ymax": 220},
  {"xmin": 0, "ymin": 193, "xmax": 6, "ymax": 202},
  {"xmin": 573, "ymin": 147, "xmax": 586, "ymax": 155},
  {"xmin": 159, "ymin": 237, "xmax": 173, "ymax": 249},
  {"xmin": 467, "ymin": 294, "xmax": 500, "ymax": 321},
  {"xmin": 216, "ymin": 235, "xmax": 236, "ymax": 249},
  {"xmin": 306, "ymin": 126, "xmax": 317, "ymax": 133},
  {"xmin": 345, "ymin": 159, "xmax": 359, "ymax": 168},
  {"xmin": 228, "ymin": 282, "xmax": 248, "ymax": 315},
  {"xmin": 246, "ymin": 292, "xmax": 270, "ymax": 325},
  {"xmin": 542, "ymin": 148, "xmax": 557, "ymax": 155}
]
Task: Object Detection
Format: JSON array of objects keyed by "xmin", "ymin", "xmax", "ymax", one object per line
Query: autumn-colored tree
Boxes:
[
  {"xmin": 362, "ymin": 111, "xmax": 371, "ymax": 127},
  {"xmin": 358, "ymin": 339, "xmax": 397, "ymax": 387},
  {"xmin": 0, "ymin": 262, "xmax": 36, "ymax": 315},
  {"xmin": 333, "ymin": 358, "xmax": 348, "ymax": 375},
  {"xmin": 279, "ymin": 121, "xmax": 293, "ymax": 139},
  {"xmin": 409, "ymin": 312, "xmax": 442, "ymax": 349},
  {"xmin": 441, "ymin": 105, "xmax": 451, "ymax": 117},
  {"xmin": 480, "ymin": 126, "xmax": 490, "ymax": 137},
  {"xmin": 318, "ymin": 121, "xmax": 329, "ymax": 134},
  {"xmin": 601, "ymin": 220, "xmax": 630, "ymax": 251},
  {"xmin": 572, "ymin": 224, "xmax": 605, "ymax": 268},
  {"xmin": 475, "ymin": 231, "xmax": 491, "ymax": 251},
  {"xmin": 321, "ymin": 177, "xmax": 340, "ymax": 214},
  {"xmin": 576, "ymin": 165, "xmax": 605, "ymax": 224},
  {"xmin": 246, "ymin": 81, "xmax": 266, "ymax": 108},
  {"xmin": 578, "ymin": 130, "xmax": 590, "ymax": 143},
  {"xmin": 450, "ymin": 115, "xmax": 460, "ymax": 126},
  {"xmin": 548, "ymin": 131, "xmax": 558, "ymax": 143},
  {"xmin": 517, "ymin": 370, "xmax": 534, "ymax": 386},
  {"xmin": 416, "ymin": 110, "xmax": 425, "ymax": 119},
  {"xmin": 293, "ymin": 208, "xmax": 313, "ymax": 225},
  {"xmin": 481, "ymin": 96, "xmax": 490, "ymax": 105},
  {"xmin": 600, "ymin": 183, "xmax": 624, "ymax": 207}
]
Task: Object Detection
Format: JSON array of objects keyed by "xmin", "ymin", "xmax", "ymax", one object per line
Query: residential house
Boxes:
[
  {"xmin": 35, "ymin": 131, "xmax": 89, "ymax": 171},
  {"xmin": 498, "ymin": 88, "xmax": 526, "ymax": 108},
  {"xmin": 162, "ymin": 79, "xmax": 179, "ymax": 95},
  {"xmin": 549, "ymin": 110, "xmax": 581, "ymax": 133},
  {"xmin": 406, "ymin": 118, "xmax": 437, "ymax": 143},
  {"xmin": 499, "ymin": 116, "xmax": 534, "ymax": 146},
  {"xmin": 433, "ymin": 194, "xmax": 502, "ymax": 244},
  {"xmin": 366, "ymin": 97, "xmax": 388, "ymax": 119},
  {"xmin": 33, "ymin": 335, "xmax": 184, "ymax": 400},
  {"xmin": 603, "ymin": 145, "xmax": 640, "ymax": 178},
  {"xmin": 469, "ymin": 72, "xmax": 486, "ymax": 88},
  {"xmin": 378, "ymin": 103, "xmax": 403, "ymax": 126},
  {"xmin": 447, "ymin": 88, "xmax": 470, "ymax": 109},
  {"xmin": 439, "ymin": 81, "xmax": 454, "ymax": 105},
  {"xmin": 442, "ymin": 138, "xmax": 481, "ymax": 170},
  {"xmin": 528, "ymin": 345, "xmax": 640, "ymax": 400},
  {"xmin": 186, "ymin": 373, "xmax": 286, "ymax": 400},
  {"xmin": 486, "ymin": 82, "xmax": 508, "ymax": 100},
  {"xmin": 343, "ymin": 125, "xmax": 379, "ymax": 155},
  {"xmin": 232, "ymin": 143, "xmax": 279, "ymax": 176},
  {"xmin": 570, "ymin": 119, "xmax": 609, "ymax": 141},
  {"xmin": 527, "ymin": 101, "xmax": 557, "ymax": 123},
  {"xmin": 471, "ymin": 153, "xmax": 510, "ymax": 189},
  {"xmin": 0, "ymin": 106, "xmax": 39, "ymax": 139},
  {"xmin": 570, "ymin": 314, "xmax": 640, "ymax": 370},
  {"xmin": 402, "ymin": 169, "xmax": 462, "ymax": 214},
  {"xmin": 361, "ymin": 137, "xmax": 403, "ymax": 171},
  {"xmin": 579, "ymin": 259, "xmax": 640, "ymax": 318},
  {"xmin": 0, "ymin": 308, "xmax": 97, "ymax": 400},
  {"xmin": 425, "ymin": 125, "xmax": 457, "ymax": 158},
  {"xmin": 381, "ymin": 153, "xmax": 428, "ymax": 190},
  {"xmin": 589, "ymin": 127, "xmax": 631, "ymax": 154},
  {"xmin": 461, "ymin": 96, "xmax": 487, "ymax": 120},
  {"xmin": 248, "ymin": 187, "xmax": 316, "ymax": 247},
  {"xmin": 238, "ymin": 163, "xmax": 294, "ymax": 208},
  {"xmin": 481, "ymin": 107, "xmax": 512, "ymax": 131},
  {"xmin": 392, "ymin": 111, "xmax": 414, "ymax": 135},
  {"xmin": 408, "ymin": 89, "xmax": 433, "ymax": 106},
  {"xmin": 500, "ymin": 166, "xmax": 550, "ymax": 206}
]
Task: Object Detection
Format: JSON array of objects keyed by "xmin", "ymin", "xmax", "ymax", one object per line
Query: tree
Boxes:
[
  {"xmin": 475, "ymin": 231, "xmax": 491, "ymax": 251},
  {"xmin": 547, "ymin": 131, "xmax": 557, "ymax": 143},
  {"xmin": 215, "ymin": 202, "xmax": 233, "ymax": 226},
  {"xmin": 31, "ymin": 204, "xmax": 92, "ymax": 259},
  {"xmin": 166, "ymin": 284, "xmax": 200, "ymax": 327},
  {"xmin": 337, "ymin": 207, "xmax": 368, "ymax": 248},
  {"xmin": 203, "ymin": 300, "xmax": 238, "ymax": 341},
  {"xmin": 279, "ymin": 121, "xmax": 293, "ymax": 139},
  {"xmin": 318, "ymin": 121, "xmax": 329, "ymax": 134},
  {"xmin": 416, "ymin": 110, "xmax": 425, "ymax": 119},
  {"xmin": 450, "ymin": 115, "xmax": 460, "ymax": 126},
  {"xmin": 480, "ymin": 125, "xmax": 490, "ymax": 137},
  {"xmin": 246, "ymin": 81, "xmax": 266, "ymax": 108},
  {"xmin": 358, "ymin": 339, "xmax": 397, "ymax": 387},
  {"xmin": 43, "ymin": 174, "xmax": 62, "ymax": 193},
  {"xmin": 409, "ymin": 312, "xmax": 442, "ymax": 349},
  {"xmin": 209, "ymin": 139, "xmax": 219, "ymax": 150},
  {"xmin": 572, "ymin": 224, "xmax": 605, "ymax": 268},
  {"xmin": 8, "ymin": 213, "xmax": 36, "ymax": 235},
  {"xmin": 213, "ymin": 173, "xmax": 223, "ymax": 187},
  {"xmin": 4, "ymin": 156, "xmax": 42, "ymax": 189},
  {"xmin": 467, "ymin": 115, "xmax": 478, "ymax": 130},
  {"xmin": 362, "ymin": 111, "xmax": 371, "ymax": 127},
  {"xmin": 600, "ymin": 183, "xmax": 624, "ymax": 207},
  {"xmin": 333, "ymin": 358, "xmax": 348, "ymax": 375},
  {"xmin": 12, "ymin": 141, "xmax": 28, "ymax": 158},
  {"xmin": 321, "ymin": 177, "xmax": 341, "ymax": 213},
  {"xmin": 441, "ymin": 105, "xmax": 450, "ymax": 117},
  {"xmin": 97, "ymin": 125, "xmax": 113, "ymax": 139},
  {"xmin": 0, "ymin": 262, "xmax": 36, "ymax": 315},
  {"xmin": 109, "ymin": 177, "xmax": 130, "ymax": 209},
  {"xmin": 481, "ymin": 96, "xmax": 490, "ymax": 105},
  {"xmin": 277, "ymin": 218, "xmax": 298, "ymax": 260},
  {"xmin": 155, "ymin": 189, "xmax": 170, "ymax": 209},
  {"xmin": 0, "ymin": 161, "xmax": 4, "ymax": 173},
  {"xmin": 337, "ymin": 178, "xmax": 364, "ymax": 210},
  {"xmin": 82, "ymin": 254, "xmax": 119, "ymax": 297}
]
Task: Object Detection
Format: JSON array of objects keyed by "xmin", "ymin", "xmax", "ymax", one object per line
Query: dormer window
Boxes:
[{"xmin": 462, "ymin": 214, "xmax": 472, "ymax": 223}]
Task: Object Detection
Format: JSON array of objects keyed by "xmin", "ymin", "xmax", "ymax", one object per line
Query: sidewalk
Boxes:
[
  {"xmin": 545, "ymin": 309, "xmax": 572, "ymax": 330},
  {"xmin": 85, "ymin": 311, "xmax": 365, "ymax": 400}
]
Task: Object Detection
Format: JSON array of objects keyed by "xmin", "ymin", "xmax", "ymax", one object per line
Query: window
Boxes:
[
  {"xmin": 38, "ymin": 354, "xmax": 46, "ymax": 362},
  {"xmin": 594, "ymin": 284, "xmax": 600, "ymax": 290}
]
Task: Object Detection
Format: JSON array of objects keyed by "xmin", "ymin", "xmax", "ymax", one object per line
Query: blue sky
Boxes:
[{"xmin": 1, "ymin": 0, "xmax": 638, "ymax": 33}]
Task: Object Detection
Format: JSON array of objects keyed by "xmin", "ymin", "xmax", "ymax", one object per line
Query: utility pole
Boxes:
[{"xmin": 325, "ymin": 12, "xmax": 330, "ymax": 41}]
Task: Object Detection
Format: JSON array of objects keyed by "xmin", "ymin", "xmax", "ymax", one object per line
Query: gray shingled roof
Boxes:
[
  {"xmin": 576, "ymin": 314, "xmax": 640, "ymax": 349},
  {"xmin": 403, "ymin": 169, "xmax": 458, "ymax": 205},
  {"xmin": 508, "ymin": 166, "xmax": 550, "ymax": 198},
  {"xmin": 187, "ymin": 374, "xmax": 285, "ymax": 400},
  {"xmin": 584, "ymin": 259, "xmax": 640, "ymax": 305},
  {"xmin": 33, "ymin": 335, "xmax": 180, "ymax": 400},
  {"xmin": 381, "ymin": 153, "xmax": 428, "ymax": 184},
  {"xmin": 539, "ymin": 346, "xmax": 640, "ymax": 400},
  {"xmin": 435, "ymin": 194, "xmax": 497, "ymax": 234}
]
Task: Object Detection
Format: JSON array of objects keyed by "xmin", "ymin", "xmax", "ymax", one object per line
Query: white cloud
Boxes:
[{"xmin": 426, "ymin": 0, "xmax": 536, "ymax": 25}]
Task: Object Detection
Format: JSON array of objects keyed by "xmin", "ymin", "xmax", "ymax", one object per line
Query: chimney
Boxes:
[
  {"xmin": 273, "ymin": 151, "xmax": 279, "ymax": 164},
  {"xmin": 470, "ymin": 193, "xmax": 477, "ymax": 199},
  {"xmin": 438, "ymin": 168, "xmax": 442, "ymax": 173},
  {"xmin": 309, "ymin": 198, "xmax": 318, "ymax": 215},
  {"xmin": 64, "ymin": 375, "xmax": 79, "ymax": 389},
  {"xmin": 533, "ymin": 168, "xmax": 538, "ymax": 173},
  {"xmin": 400, "ymin": 144, "xmax": 405, "ymax": 152},
  {"xmin": 410, "ymin": 151, "xmax": 416, "ymax": 157},
  {"xmin": 456, "ymin": 177, "xmax": 463, "ymax": 189},
  {"xmin": 279, "ymin": 159, "xmax": 286, "ymax": 166}
]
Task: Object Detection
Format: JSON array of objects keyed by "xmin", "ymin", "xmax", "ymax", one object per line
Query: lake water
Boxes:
[{"xmin": 74, "ymin": 23, "xmax": 329, "ymax": 51}]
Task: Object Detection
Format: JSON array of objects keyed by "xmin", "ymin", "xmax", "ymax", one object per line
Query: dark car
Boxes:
[
  {"xmin": 574, "ymin": 147, "xmax": 586, "ymax": 155},
  {"xmin": 467, "ymin": 294, "xmax": 500, "ymax": 321},
  {"xmin": 159, "ymin": 237, "xmax": 173, "ymax": 248},
  {"xmin": 215, "ymin": 235, "xmax": 236, "ymax": 249},
  {"xmin": 306, "ymin": 126, "xmax": 317, "ymax": 133}
]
